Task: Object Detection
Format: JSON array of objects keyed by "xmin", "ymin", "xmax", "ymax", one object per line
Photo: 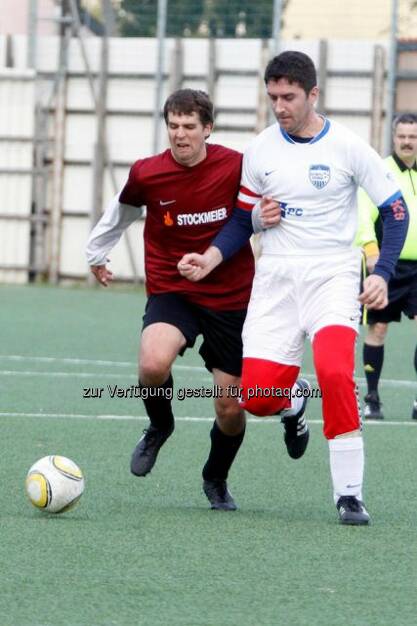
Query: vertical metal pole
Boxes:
[
  {"xmin": 88, "ymin": 4, "xmax": 109, "ymax": 286},
  {"xmin": 256, "ymin": 39, "xmax": 270, "ymax": 133},
  {"xmin": 28, "ymin": 0, "xmax": 48, "ymax": 280},
  {"xmin": 317, "ymin": 39, "xmax": 328, "ymax": 115},
  {"xmin": 207, "ymin": 37, "xmax": 216, "ymax": 101},
  {"xmin": 384, "ymin": 0, "xmax": 398, "ymax": 155},
  {"xmin": 153, "ymin": 0, "xmax": 167, "ymax": 153},
  {"xmin": 102, "ymin": 0, "xmax": 117, "ymax": 36},
  {"xmin": 31, "ymin": 108, "xmax": 48, "ymax": 280},
  {"xmin": 169, "ymin": 38, "xmax": 184, "ymax": 93},
  {"xmin": 49, "ymin": 2, "xmax": 70, "ymax": 284},
  {"xmin": 90, "ymin": 26, "xmax": 108, "ymax": 228},
  {"xmin": 268, "ymin": 0, "xmax": 284, "ymax": 124},
  {"xmin": 370, "ymin": 45, "xmax": 385, "ymax": 153},
  {"xmin": 27, "ymin": 0, "xmax": 38, "ymax": 69},
  {"xmin": 272, "ymin": 0, "xmax": 284, "ymax": 55}
]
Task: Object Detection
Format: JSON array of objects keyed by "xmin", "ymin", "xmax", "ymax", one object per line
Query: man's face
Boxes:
[
  {"xmin": 167, "ymin": 111, "xmax": 212, "ymax": 167},
  {"xmin": 393, "ymin": 122, "xmax": 417, "ymax": 163},
  {"xmin": 266, "ymin": 78, "xmax": 318, "ymax": 135}
]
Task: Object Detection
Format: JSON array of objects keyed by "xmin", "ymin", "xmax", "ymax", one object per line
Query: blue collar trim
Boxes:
[{"xmin": 279, "ymin": 117, "xmax": 331, "ymax": 145}]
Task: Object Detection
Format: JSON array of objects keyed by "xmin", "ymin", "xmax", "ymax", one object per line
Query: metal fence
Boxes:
[{"xmin": 0, "ymin": 0, "xmax": 415, "ymax": 285}]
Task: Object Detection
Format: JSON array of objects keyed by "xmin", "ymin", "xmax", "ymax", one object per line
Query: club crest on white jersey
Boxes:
[
  {"xmin": 309, "ymin": 164, "xmax": 330, "ymax": 189},
  {"xmin": 240, "ymin": 118, "xmax": 401, "ymax": 253}
]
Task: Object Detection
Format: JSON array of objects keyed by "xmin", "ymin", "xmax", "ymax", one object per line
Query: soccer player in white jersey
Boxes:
[{"xmin": 178, "ymin": 51, "xmax": 409, "ymax": 525}]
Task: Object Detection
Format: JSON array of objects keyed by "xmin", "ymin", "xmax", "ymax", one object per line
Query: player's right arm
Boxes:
[
  {"xmin": 86, "ymin": 194, "xmax": 143, "ymax": 285},
  {"xmin": 86, "ymin": 164, "xmax": 144, "ymax": 286}
]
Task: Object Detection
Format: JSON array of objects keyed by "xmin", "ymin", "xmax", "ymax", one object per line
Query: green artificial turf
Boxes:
[{"xmin": 1, "ymin": 284, "xmax": 416, "ymax": 626}]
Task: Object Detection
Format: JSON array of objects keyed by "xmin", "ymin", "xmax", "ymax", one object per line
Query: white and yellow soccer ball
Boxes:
[{"xmin": 25, "ymin": 455, "xmax": 85, "ymax": 514}]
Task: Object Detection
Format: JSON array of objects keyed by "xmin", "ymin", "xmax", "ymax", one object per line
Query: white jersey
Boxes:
[{"xmin": 238, "ymin": 118, "xmax": 400, "ymax": 255}]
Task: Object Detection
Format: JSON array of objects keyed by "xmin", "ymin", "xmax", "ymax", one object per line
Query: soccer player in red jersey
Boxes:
[{"xmin": 86, "ymin": 89, "xmax": 254, "ymax": 510}]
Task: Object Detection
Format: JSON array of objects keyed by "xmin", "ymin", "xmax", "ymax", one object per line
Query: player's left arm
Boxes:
[
  {"xmin": 352, "ymin": 140, "xmax": 409, "ymax": 308},
  {"xmin": 358, "ymin": 192, "xmax": 409, "ymax": 309},
  {"xmin": 353, "ymin": 140, "xmax": 409, "ymax": 278},
  {"xmin": 372, "ymin": 190, "xmax": 409, "ymax": 281}
]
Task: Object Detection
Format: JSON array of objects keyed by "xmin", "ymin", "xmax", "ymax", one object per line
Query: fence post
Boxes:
[
  {"xmin": 370, "ymin": 44, "xmax": 385, "ymax": 153},
  {"xmin": 207, "ymin": 37, "xmax": 217, "ymax": 103},
  {"xmin": 88, "ymin": 31, "xmax": 109, "ymax": 285},
  {"xmin": 49, "ymin": 4, "xmax": 70, "ymax": 284},
  {"xmin": 256, "ymin": 39, "xmax": 270, "ymax": 133},
  {"xmin": 317, "ymin": 39, "xmax": 327, "ymax": 115},
  {"xmin": 169, "ymin": 38, "xmax": 184, "ymax": 92}
]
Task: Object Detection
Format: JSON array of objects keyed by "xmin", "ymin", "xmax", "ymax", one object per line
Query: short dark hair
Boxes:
[
  {"xmin": 393, "ymin": 113, "xmax": 417, "ymax": 131},
  {"xmin": 264, "ymin": 51, "xmax": 317, "ymax": 95},
  {"xmin": 163, "ymin": 89, "xmax": 214, "ymax": 126}
]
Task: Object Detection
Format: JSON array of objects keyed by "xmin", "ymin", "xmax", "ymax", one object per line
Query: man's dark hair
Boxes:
[
  {"xmin": 264, "ymin": 51, "xmax": 317, "ymax": 95},
  {"xmin": 392, "ymin": 113, "xmax": 417, "ymax": 131},
  {"xmin": 163, "ymin": 89, "xmax": 214, "ymax": 126}
]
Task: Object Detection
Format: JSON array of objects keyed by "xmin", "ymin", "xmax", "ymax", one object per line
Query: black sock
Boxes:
[
  {"xmin": 139, "ymin": 374, "xmax": 174, "ymax": 432},
  {"xmin": 202, "ymin": 421, "xmax": 245, "ymax": 481},
  {"xmin": 363, "ymin": 344, "xmax": 384, "ymax": 394}
]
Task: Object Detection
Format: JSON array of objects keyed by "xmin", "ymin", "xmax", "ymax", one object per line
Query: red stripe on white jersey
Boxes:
[
  {"xmin": 237, "ymin": 186, "xmax": 260, "ymax": 211},
  {"xmin": 236, "ymin": 199, "xmax": 255, "ymax": 211},
  {"xmin": 239, "ymin": 185, "xmax": 261, "ymax": 198}
]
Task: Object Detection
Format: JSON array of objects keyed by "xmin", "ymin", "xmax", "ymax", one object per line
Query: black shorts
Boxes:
[
  {"xmin": 142, "ymin": 293, "xmax": 247, "ymax": 376},
  {"xmin": 367, "ymin": 260, "xmax": 417, "ymax": 324}
]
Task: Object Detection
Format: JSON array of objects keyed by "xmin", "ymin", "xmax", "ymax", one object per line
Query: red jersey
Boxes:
[{"xmin": 119, "ymin": 144, "xmax": 254, "ymax": 310}]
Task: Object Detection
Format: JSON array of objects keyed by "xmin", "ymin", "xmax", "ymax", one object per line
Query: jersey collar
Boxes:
[
  {"xmin": 280, "ymin": 117, "xmax": 331, "ymax": 145},
  {"xmin": 392, "ymin": 151, "xmax": 417, "ymax": 172}
]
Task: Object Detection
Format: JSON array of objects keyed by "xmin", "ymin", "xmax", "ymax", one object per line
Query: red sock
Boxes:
[{"xmin": 313, "ymin": 325, "xmax": 360, "ymax": 439}]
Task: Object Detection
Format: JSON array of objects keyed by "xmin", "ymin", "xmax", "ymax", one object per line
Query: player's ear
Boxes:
[
  {"xmin": 204, "ymin": 123, "xmax": 213, "ymax": 139},
  {"xmin": 309, "ymin": 86, "xmax": 319, "ymax": 105}
]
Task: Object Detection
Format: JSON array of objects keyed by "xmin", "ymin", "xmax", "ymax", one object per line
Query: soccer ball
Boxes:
[{"xmin": 25, "ymin": 455, "xmax": 85, "ymax": 514}]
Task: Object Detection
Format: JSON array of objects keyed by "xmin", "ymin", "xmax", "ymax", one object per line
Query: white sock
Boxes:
[{"xmin": 328, "ymin": 437, "xmax": 364, "ymax": 504}]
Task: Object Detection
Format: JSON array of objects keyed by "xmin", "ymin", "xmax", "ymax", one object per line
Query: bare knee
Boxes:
[
  {"xmin": 139, "ymin": 351, "xmax": 173, "ymax": 385},
  {"xmin": 215, "ymin": 397, "xmax": 245, "ymax": 435},
  {"xmin": 139, "ymin": 323, "xmax": 184, "ymax": 385},
  {"xmin": 366, "ymin": 323, "xmax": 388, "ymax": 346}
]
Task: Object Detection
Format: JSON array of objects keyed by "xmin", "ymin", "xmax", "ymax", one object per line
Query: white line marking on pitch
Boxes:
[
  {"xmin": 0, "ymin": 355, "xmax": 134, "ymax": 368},
  {"xmin": 0, "ymin": 370, "xmax": 132, "ymax": 378},
  {"xmin": 0, "ymin": 369, "xmax": 212, "ymax": 382},
  {"xmin": 0, "ymin": 354, "xmax": 415, "ymax": 388},
  {"xmin": 0, "ymin": 412, "xmax": 415, "ymax": 426}
]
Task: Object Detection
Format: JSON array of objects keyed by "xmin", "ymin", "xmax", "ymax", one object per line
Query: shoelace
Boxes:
[
  {"xmin": 208, "ymin": 480, "xmax": 227, "ymax": 497},
  {"xmin": 140, "ymin": 428, "xmax": 158, "ymax": 451},
  {"xmin": 282, "ymin": 414, "xmax": 302, "ymax": 433},
  {"xmin": 339, "ymin": 496, "xmax": 361, "ymax": 512}
]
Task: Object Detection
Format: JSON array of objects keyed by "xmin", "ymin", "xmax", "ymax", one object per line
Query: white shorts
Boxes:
[{"xmin": 242, "ymin": 249, "xmax": 362, "ymax": 366}]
